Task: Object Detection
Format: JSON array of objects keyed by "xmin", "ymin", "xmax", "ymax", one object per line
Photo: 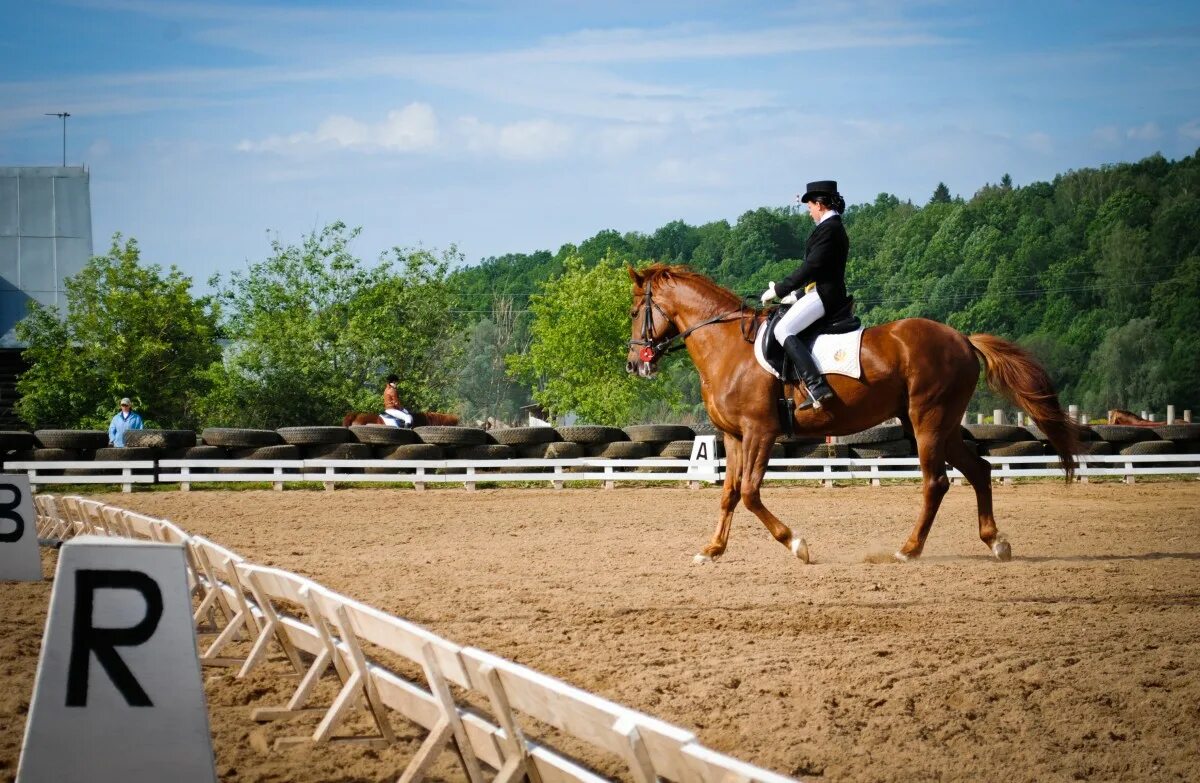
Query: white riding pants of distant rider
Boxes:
[
  {"xmin": 385, "ymin": 408, "xmax": 413, "ymax": 426},
  {"xmin": 773, "ymin": 289, "xmax": 825, "ymax": 343}
]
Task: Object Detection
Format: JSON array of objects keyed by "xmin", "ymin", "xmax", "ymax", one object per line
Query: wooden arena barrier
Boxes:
[
  {"xmin": 36, "ymin": 498, "xmax": 796, "ymax": 783},
  {"xmin": 189, "ymin": 535, "xmax": 260, "ymax": 667}
]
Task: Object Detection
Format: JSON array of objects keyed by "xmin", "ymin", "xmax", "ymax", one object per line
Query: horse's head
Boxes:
[{"xmin": 626, "ymin": 265, "xmax": 681, "ymax": 379}]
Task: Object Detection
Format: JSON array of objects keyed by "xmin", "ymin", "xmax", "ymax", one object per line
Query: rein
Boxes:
[{"xmin": 629, "ymin": 279, "xmax": 756, "ymax": 363}]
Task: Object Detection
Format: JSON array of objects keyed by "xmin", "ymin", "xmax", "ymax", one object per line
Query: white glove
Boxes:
[
  {"xmin": 780, "ymin": 292, "xmax": 798, "ymax": 305},
  {"xmin": 759, "ymin": 282, "xmax": 777, "ymax": 304}
]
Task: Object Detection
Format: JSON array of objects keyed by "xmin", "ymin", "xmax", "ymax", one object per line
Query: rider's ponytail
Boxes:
[{"xmin": 813, "ymin": 192, "xmax": 846, "ymax": 214}]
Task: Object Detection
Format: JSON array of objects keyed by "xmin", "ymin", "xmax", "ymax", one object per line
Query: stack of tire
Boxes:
[
  {"xmin": 966, "ymin": 424, "xmax": 1042, "ymax": 458},
  {"xmin": 1070, "ymin": 423, "xmax": 1200, "ymax": 464},
  {"xmin": 835, "ymin": 424, "xmax": 913, "ymax": 459}
]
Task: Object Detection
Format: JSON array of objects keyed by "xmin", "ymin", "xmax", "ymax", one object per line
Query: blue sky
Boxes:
[{"xmin": 2, "ymin": 0, "xmax": 1198, "ymax": 290}]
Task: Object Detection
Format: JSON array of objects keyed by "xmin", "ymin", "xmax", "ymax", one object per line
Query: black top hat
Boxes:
[{"xmin": 800, "ymin": 180, "xmax": 838, "ymax": 203}]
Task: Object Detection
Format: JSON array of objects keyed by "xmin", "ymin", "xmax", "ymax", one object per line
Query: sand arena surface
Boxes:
[{"xmin": 3, "ymin": 482, "xmax": 1200, "ymax": 782}]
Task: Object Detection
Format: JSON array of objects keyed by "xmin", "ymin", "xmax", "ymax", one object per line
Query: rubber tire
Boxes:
[
  {"xmin": 125, "ymin": 430, "xmax": 196, "ymax": 449},
  {"xmin": 1091, "ymin": 425, "xmax": 1157, "ymax": 444},
  {"xmin": 349, "ymin": 425, "xmax": 420, "ymax": 445},
  {"xmin": 161, "ymin": 445, "xmax": 228, "ymax": 460},
  {"xmin": 837, "ymin": 425, "xmax": 905, "ymax": 446},
  {"xmin": 0, "ymin": 431, "xmax": 35, "ymax": 450},
  {"xmin": 12, "ymin": 448, "xmax": 81, "ymax": 461},
  {"xmin": 1177, "ymin": 440, "xmax": 1200, "ymax": 455},
  {"xmin": 518, "ymin": 441, "xmax": 583, "ymax": 459},
  {"xmin": 1078, "ymin": 441, "xmax": 1114, "ymax": 456},
  {"xmin": 775, "ymin": 433, "xmax": 826, "ymax": 445},
  {"xmin": 983, "ymin": 441, "xmax": 1045, "ymax": 457},
  {"xmin": 376, "ymin": 443, "xmax": 444, "ymax": 460},
  {"xmin": 657, "ymin": 440, "xmax": 696, "ymax": 458},
  {"xmin": 585, "ymin": 441, "xmax": 651, "ymax": 458},
  {"xmin": 623, "ymin": 424, "xmax": 695, "ymax": 443},
  {"xmin": 35, "ymin": 429, "xmax": 108, "ymax": 450},
  {"xmin": 555, "ymin": 425, "xmax": 628, "ymax": 445},
  {"xmin": 277, "ymin": 426, "xmax": 352, "ymax": 446},
  {"xmin": 488, "ymin": 427, "xmax": 558, "ymax": 446},
  {"xmin": 201, "ymin": 428, "xmax": 283, "ymax": 448},
  {"xmin": 94, "ymin": 447, "xmax": 157, "ymax": 461},
  {"xmin": 1119, "ymin": 440, "xmax": 1176, "ymax": 456},
  {"xmin": 851, "ymin": 439, "xmax": 913, "ymax": 458},
  {"xmin": 965, "ymin": 424, "xmax": 1034, "ymax": 442},
  {"xmin": 230, "ymin": 444, "xmax": 300, "ymax": 460},
  {"xmin": 1151, "ymin": 423, "xmax": 1200, "ymax": 442},
  {"xmin": 305, "ymin": 443, "xmax": 372, "ymax": 460},
  {"xmin": 451, "ymin": 444, "xmax": 514, "ymax": 460},
  {"xmin": 789, "ymin": 442, "xmax": 851, "ymax": 459},
  {"xmin": 413, "ymin": 425, "xmax": 489, "ymax": 446},
  {"xmin": 1026, "ymin": 424, "xmax": 1098, "ymax": 442}
]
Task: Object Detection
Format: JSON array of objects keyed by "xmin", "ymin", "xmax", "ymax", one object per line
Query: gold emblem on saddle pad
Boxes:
[{"xmin": 834, "ymin": 348, "xmax": 847, "ymax": 362}]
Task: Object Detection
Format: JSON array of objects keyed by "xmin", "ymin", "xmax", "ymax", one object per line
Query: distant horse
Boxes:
[
  {"xmin": 627, "ymin": 264, "xmax": 1081, "ymax": 564},
  {"xmin": 1107, "ymin": 409, "xmax": 1158, "ymax": 427},
  {"xmin": 342, "ymin": 410, "xmax": 460, "ymax": 427}
]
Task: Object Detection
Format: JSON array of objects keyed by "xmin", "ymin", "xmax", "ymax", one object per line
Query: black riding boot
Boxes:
[{"xmin": 782, "ymin": 335, "xmax": 834, "ymax": 404}]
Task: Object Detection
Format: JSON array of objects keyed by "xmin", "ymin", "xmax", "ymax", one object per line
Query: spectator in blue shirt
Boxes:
[{"xmin": 108, "ymin": 397, "xmax": 144, "ymax": 447}]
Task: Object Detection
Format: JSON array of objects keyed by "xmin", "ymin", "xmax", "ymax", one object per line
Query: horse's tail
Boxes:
[{"xmin": 967, "ymin": 333, "xmax": 1082, "ymax": 482}]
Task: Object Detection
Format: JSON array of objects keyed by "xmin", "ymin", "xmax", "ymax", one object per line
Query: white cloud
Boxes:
[
  {"xmin": 1024, "ymin": 132, "xmax": 1054, "ymax": 154},
  {"xmin": 238, "ymin": 102, "xmax": 438, "ymax": 154},
  {"xmin": 1092, "ymin": 125, "xmax": 1121, "ymax": 146},
  {"xmin": 1126, "ymin": 122, "xmax": 1161, "ymax": 141},
  {"xmin": 1180, "ymin": 119, "xmax": 1200, "ymax": 141},
  {"xmin": 457, "ymin": 116, "xmax": 572, "ymax": 160}
]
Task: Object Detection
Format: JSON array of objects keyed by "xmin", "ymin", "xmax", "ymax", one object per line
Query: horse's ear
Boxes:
[{"xmin": 627, "ymin": 265, "xmax": 644, "ymax": 285}]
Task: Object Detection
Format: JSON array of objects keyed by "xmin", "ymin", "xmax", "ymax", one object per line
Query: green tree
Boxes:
[
  {"xmin": 455, "ymin": 298, "xmax": 532, "ymax": 425},
  {"xmin": 200, "ymin": 222, "xmax": 462, "ymax": 428},
  {"xmin": 508, "ymin": 253, "xmax": 676, "ymax": 424},
  {"xmin": 16, "ymin": 235, "xmax": 220, "ymax": 429},
  {"xmin": 930, "ymin": 182, "xmax": 952, "ymax": 204}
]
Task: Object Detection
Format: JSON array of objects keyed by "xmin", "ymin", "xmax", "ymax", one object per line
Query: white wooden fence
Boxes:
[
  {"xmin": 30, "ymin": 494, "xmax": 799, "ymax": 783},
  {"xmin": 5, "ymin": 452, "xmax": 1198, "ymax": 492}
]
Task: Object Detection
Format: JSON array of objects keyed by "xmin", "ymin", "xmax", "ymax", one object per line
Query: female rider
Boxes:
[{"xmin": 760, "ymin": 180, "xmax": 850, "ymax": 404}]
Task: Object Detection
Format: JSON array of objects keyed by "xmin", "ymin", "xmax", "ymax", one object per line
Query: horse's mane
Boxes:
[{"xmin": 638, "ymin": 264, "xmax": 745, "ymax": 310}]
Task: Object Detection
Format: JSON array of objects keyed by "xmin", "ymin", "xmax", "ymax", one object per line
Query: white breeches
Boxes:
[
  {"xmin": 384, "ymin": 408, "xmax": 413, "ymax": 426},
  {"xmin": 773, "ymin": 289, "xmax": 825, "ymax": 343}
]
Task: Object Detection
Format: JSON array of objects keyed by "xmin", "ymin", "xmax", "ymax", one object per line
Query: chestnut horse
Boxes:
[
  {"xmin": 626, "ymin": 264, "xmax": 1081, "ymax": 564},
  {"xmin": 1106, "ymin": 409, "xmax": 1158, "ymax": 427},
  {"xmin": 342, "ymin": 410, "xmax": 460, "ymax": 427}
]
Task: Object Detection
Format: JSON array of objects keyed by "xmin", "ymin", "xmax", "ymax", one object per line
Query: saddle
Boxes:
[{"xmin": 761, "ymin": 298, "xmax": 862, "ymax": 384}]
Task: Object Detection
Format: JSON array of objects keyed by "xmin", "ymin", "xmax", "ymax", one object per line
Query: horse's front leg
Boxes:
[
  {"xmin": 740, "ymin": 432, "xmax": 809, "ymax": 563},
  {"xmin": 696, "ymin": 434, "xmax": 742, "ymax": 563}
]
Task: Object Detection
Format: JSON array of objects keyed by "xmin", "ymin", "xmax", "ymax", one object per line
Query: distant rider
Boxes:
[
  {"xmin": 760, "ymin": 180, "xmax": 850, "ymax": 405},
  {"xmin": 382, "ymin": 374, "xmax": 414, "ymax": 427}
]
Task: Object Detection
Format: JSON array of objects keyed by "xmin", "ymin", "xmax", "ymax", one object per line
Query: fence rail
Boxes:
[{"xmin": 4, "ymin": 453, "xmax": 1197, "ymax": 491}]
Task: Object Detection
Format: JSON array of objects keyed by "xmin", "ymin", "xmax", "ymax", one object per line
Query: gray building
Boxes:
[{"xmin": 0, "ymin": 166, "xmax": 94, "ymax": 347}]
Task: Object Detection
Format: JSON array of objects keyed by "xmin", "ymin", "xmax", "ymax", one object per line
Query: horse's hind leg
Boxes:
[
  {"xmin": 945, "ymin": 435, "xmax": 1010, "ymax": 561},
  {"xmin": 896, "ymin": 417, "xmax": 952, "ymax": 561},
  {"xmin": 697, "ymin": 434, "xmax": 742, "ymax": 563}
]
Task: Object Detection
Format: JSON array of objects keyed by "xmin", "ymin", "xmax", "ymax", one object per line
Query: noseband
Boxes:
[{"xmin": 628, "ymin": 279, "xmax": 753, "ymax": 364}]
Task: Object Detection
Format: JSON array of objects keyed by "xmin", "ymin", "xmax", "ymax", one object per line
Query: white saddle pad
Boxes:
[{"xmin": 754, "ymin": 327, "xmax": 864, "ymax": 380}]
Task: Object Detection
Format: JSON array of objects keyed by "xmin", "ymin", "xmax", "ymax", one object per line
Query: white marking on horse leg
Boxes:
[
  {"xmin": 790, "ymin": 535, "xmax": 809, "ymax": 564},
  {"xmin": 992, "ymin": 536, "xmax": 1012, "ymax": 562},
  {"xmin": 894, "ymin": 550, "xmax": 911, "ymax": 563},
  {"xmin": 693, "ymin": 553, "xmax": 713, "ymax": 565}
]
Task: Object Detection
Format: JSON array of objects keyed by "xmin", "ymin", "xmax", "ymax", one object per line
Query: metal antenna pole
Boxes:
[{"xmin": 44, "ymin": 112, "xmax": 70, "ymax": 165}]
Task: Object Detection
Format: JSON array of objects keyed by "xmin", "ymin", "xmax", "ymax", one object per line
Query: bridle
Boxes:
[{"xmin": 628, "ymin": 278, "xmax": 754, "ymax": 365}]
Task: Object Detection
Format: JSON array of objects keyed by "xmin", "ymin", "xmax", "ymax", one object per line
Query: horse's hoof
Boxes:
[
  {"xmin": 894, "ymin": 550, "xmax": 914, "ymax": 563},
  {"xmin": 992, "ymin": 538, "xmax": 1012, "ymax": 562},
  {"xmin": 693, "ymin": 553, "xmax": 713, "ymax": 565},
  {"xmin": 790, "ymin": 536, "xmax": 810, "ymax": 564}
]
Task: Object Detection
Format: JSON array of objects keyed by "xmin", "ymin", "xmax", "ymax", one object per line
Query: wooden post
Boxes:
[
  {"xmin": 961, "ymin": 412, "xmax": 969, "ymax": 426},
  {"xmin": 1140, "ymin": 410, "xmax": 1149, "ymax": 421},
  {"xmin": 1068, "ymin": 404, "xmax": 1079, "ymax": 423},
  {"xmin": 465, "ymin": 466, "xmax": 476, "ymax": 492},
  {"xmin": 993, "ymin": 409, "xmax": 1004, "ymax": 425},
  {"xmin": 273, "ymin": 466, "xmax": 284, "ymax": 491},
  {"xmin": 1167, "ymin": 405, "xmax": 1176, "ymax": 424},
  {"xmin": 1080, "ymin": 411, "xmax": 1089, "ymax": 425},
  {"xmin": 976, "ymin": 413, "xmax": 984, "ymax": 425},
  {"xmin": 1185, "ymin": 409, "xmax": 1192, "ymax": 423},
  {"xmin": 870, "ymin": 462, "xmax": 880, "ymax": 487},
  {"xmin": 1125, "ymin": 460, "xmax": 1135, "ymax": 485}
]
